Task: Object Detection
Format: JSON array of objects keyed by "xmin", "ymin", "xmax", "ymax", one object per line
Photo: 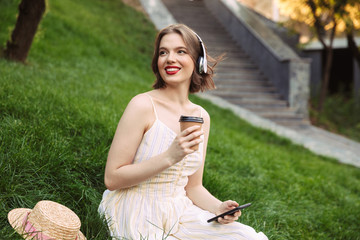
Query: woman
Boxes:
[{"xmin": 98, "ymin": 24, "xmax": 268, "ymax": 240}]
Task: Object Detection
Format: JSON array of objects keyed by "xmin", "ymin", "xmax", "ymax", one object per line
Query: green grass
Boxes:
[{"xmin": 1, "ymin": 0, "xmax": 360, "ymax": 239}]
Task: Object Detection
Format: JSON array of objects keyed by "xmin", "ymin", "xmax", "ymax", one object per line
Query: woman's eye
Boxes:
[
  {"xmin": 159, "ymin": 51, "xmax": 167, "ymax": 56},
  {"xmin": 178, "ymin": 50, "xmax": 186, "ymax": 54}
]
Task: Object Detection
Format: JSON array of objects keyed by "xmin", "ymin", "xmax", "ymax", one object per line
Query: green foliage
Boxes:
[
  {"xmin": 1, "ymin": 0, "xmax": 360, "ymax": 239},
  {"xmin": 310, "ymin": 95, "xmax": 360, "ymax": 142}
]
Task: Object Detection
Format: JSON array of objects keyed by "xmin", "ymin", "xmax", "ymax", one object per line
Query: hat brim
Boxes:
[{"xmin": 8, "ymin": 208, "xmax": 86, "ymax": 240}]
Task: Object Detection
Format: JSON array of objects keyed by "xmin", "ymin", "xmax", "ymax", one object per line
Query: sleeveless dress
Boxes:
[{"xmin": 98, "ymin": 95, "xmax": 268, "ymax": 240}]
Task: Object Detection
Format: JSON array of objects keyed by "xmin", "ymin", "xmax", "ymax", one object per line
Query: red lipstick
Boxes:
[{"xmin": 165, "ymin": 66, "xmax": 180, "ymax": 75}]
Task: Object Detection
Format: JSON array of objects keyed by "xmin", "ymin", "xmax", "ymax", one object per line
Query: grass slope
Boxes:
[{"xmin": 1, "ymin": 0, "xmax": 360, "ymax": 239}]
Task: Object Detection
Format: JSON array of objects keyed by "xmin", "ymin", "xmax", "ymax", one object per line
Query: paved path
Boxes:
[{"xmin": 139, "ymin": 0, "xmax": 360, "ymax": 168}]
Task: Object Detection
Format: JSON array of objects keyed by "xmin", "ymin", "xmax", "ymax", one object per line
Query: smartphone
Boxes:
[{"xmin": 207, "ymin": 203, "xmax": 252, "ymax": 223}]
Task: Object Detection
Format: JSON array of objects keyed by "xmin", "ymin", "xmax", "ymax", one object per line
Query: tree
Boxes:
[
  {"xmin": 341, "ymin": 1, "xmax": 360, "ymax": 69},
  {"xmin": 279, "ymin": 0, "xmax": 360, "ymax": 112},
  {"xmin": 4, "ymin": 0, "xmax": 46, "ymax": 63},
  {"xmin": 347, "ymin": 31, "xmax": 360, "ymax": 69},
  {"xmin": 308, "ymin": 0, "xmax": 341, "ymax": 112}
]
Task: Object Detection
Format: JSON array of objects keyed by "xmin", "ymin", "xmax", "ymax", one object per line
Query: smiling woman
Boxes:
[
  {"xmin": 151, "ymin": 24, "xmax": 216, "ymax": 93},
  {"xmin": 98, "ymin": 23, "xmax": 268, "ymax": 240}
]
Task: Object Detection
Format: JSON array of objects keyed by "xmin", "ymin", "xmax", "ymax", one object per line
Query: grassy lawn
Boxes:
[{"xmin": 1, "ymin": 0, "xmax": 360, "ymax": 239}]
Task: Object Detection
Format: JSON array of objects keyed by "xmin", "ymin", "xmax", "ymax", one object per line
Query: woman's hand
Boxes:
[
  {"xmin": 215, "ymin": 200, "xmax": 241, "ymax": 224},
  {"xmin": 165, "ymin": 125, "xmax": 203, "ymax": 165}
]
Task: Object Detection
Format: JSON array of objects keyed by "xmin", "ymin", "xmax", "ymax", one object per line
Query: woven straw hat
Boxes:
[{"xmin": 8, "ymin": 200, "xmax": 86, "ymax": 240}]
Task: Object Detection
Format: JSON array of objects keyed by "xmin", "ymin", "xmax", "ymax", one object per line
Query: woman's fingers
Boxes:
[
  {"xmin": 166, "ymin": 125, "xmax": 204, "ymax": 165},
  {"xmin": 215, "ymin": 200, "xmax": 241, "ymax": 224},
  {"xmin": 179, "ymin": 126, "xmax": 203, "ymax": 150},
  {"xmin": 217, "ymin": 211, "xmax": 240, "ymax": 224},
  {"xmin": 181, "ymin": 125, "xmax": 203, "ymax": 141},
  {"xmin": 180, "ymin": 125, "xmax": 201, "ymax": 136}
]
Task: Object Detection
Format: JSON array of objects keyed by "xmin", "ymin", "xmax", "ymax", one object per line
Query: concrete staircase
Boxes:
[{"xmin": 162, "ymin": 0, "xmax": 310, "ymax": 128}]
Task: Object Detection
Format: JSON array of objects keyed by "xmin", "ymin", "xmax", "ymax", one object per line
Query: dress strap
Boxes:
[{"xmin": 145, "ymin": 93, "xmax": 158, "ymax": 119}]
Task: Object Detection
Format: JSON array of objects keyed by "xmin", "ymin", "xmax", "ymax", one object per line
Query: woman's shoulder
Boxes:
[
  {"xmin": 192, "ymin": 103, "xmax": 211, "ymax": 132},
  {"xmin": 129, "ymin": 92, "xmax": 152, "ymax": 106},
  {"xmin": 193, "ymin": 103, "xmax": 210, "ymax": 120},
  {"xmin": 121, "ymin": 92, "xmax": 156, "ymax": 132},
  {"xmin": 125, "ymin": 92, "xmax": 153, "ymax": 115}
]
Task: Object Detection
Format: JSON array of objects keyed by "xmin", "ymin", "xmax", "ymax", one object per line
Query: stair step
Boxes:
[
  {"xmin": 216, "ymin": 68, "xmax": 263, "ymax": 75},
  {"xmin": 243, "ymin": 105, "xmax": 292, "ymax": 111},
  {"xmin": 216, "ymin": 69, "xmax": 259, "ymax": 74},
  {"xmin": 216, "ymin": 85, "xmax": 277, "ymax": 93},
  {"xmin": 215, "ymin": 71, "xmax": 264, "ymax": 78},
  {"xmin": 219, "ymin": 62, "xmax": 258, "ymax": 69},
  {"xmin": 256, "ymin": 111, "xmax": 303, "ymax": 119},
  {"xmin": 214, "ymin": 79, "xmax": 267, "ymax": 84},
  {"xmin": 226, "ymin": 98, "xmax": 288, "ymax": 107},
  {"xmin": 223, "ymin": 56, "xmax": 254, "ymax": 61},
  {"xmin": 214, "ymin": 91, "xmax": 282, "ymax": 99},
  {"xmin": 209, "ymin": 48, "xmax": 248, "ymax": 55},
  {"xmin": 214, "ymin": 79, "xmax": 270, "ymax": 86},
  {"xmin": 265, "ymin": 115, "xmax": 306, "ymax": 122},
  {"xmin": 215, "ymin": 83, "xmax": 272, "ymax": 89}
]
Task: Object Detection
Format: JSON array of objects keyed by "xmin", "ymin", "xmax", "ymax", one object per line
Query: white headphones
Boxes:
[{"xmin": 193, "ymin": 32, "xmax": 207, "ymax": 74}]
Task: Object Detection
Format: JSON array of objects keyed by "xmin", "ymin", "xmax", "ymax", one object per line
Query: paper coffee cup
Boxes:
[{"xmin": 179, "ymin": 115, "xmax": 204, "ymax": 151}]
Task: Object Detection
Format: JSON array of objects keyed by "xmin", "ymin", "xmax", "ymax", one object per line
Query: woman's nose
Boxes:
[{"xmin": 166, "ymin": 51, "xmax": 176, "ymax": 63}]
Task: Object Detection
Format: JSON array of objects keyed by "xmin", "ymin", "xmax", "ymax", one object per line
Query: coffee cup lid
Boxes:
[{"xmin": 179, "ymin": 115, "xmax": 204, "ymax": 123}]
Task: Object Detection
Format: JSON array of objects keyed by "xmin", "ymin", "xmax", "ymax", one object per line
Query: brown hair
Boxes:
[{"xmin": 151, "ymin": 24, "xmax": 219, "ymax": 93}]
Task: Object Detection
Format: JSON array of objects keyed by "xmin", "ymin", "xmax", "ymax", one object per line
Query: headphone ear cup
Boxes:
[
  {"xmin": 193, "ymin": 31, "xmax": 207, "ymax": 74},
  {"xmin": 197, "ymin": 56, "xmax": 204, "ymax": 74}
]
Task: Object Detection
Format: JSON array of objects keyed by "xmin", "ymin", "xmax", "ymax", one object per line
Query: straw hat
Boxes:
[{"xmin": 8, "ymin": 200, "xmax": 86, "ymax": 240}]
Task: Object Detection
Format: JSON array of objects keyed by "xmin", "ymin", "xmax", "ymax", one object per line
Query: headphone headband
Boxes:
[{"xmin": 193, "ymin": 32, "xmax": 207, "ymax": 74}]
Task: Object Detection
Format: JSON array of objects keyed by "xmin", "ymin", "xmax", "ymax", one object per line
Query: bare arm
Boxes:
[{"xmin": 185, "ymin": 109, "xmax": 241, "ymax": 224}]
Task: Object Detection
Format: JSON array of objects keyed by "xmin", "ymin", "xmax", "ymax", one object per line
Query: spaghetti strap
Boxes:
[{"xmin": 145, "ymin": 94, "xmax": 158, "ymax": 119}]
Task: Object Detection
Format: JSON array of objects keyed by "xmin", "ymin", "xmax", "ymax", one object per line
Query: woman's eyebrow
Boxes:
[{"xmin": 159, "ymin": 46, "xmax": 187, "ymax": 50}]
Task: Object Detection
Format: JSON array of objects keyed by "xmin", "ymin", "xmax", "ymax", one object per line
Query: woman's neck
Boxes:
[{"xmin": 154, "ymin": 86, "xmax": 190, "ymax": 106}]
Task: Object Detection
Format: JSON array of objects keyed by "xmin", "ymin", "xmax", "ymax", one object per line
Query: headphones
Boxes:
[{"xmin": 193, "ymin": 32, "xmax": 207, "ymax": 74}]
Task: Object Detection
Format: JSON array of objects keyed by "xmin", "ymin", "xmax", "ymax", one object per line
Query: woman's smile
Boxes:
[{"xmin": 165, "ymin": 66, "xmax": 181, "ymax": 75}]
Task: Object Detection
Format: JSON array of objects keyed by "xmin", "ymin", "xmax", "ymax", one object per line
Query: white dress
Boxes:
[{"xmin": 98, "ymin": 95, "xmax": 268, "ymax": 240}]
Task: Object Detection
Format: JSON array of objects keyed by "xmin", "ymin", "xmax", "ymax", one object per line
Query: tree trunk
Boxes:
[
  {"xmin": 318, "ymin": 46, "xmax": 334, "ymax": 112},
  {"xmin": 4, "ymin": 0, "xmax": 46, "ymax": 63},
  {"xmin": 347, "ymin": 32, "xmax": 360, "ymax": 69},
  {"xmin": 315, "ymin": 14, "xmax": 336, "ymax": 113}
]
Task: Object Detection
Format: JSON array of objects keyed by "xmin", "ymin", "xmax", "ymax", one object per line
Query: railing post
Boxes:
[{"xmin": 289, "ymin": 59, "xmax": 310, "ymax": 117}]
